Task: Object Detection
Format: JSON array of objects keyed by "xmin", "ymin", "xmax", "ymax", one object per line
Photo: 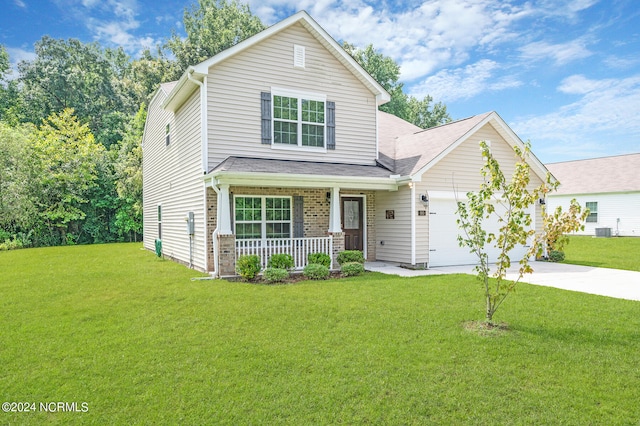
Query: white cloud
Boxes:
[
  {"xmin": 512, "ymin": 74, "xmax": 640, "ymax": 159},
  {"xmin": 519, "ymin": 38, "xmax": 593, "ymax": 65},
  {"xmin": 538, "ymin": 0, "xmax": 598, "ymax": 20},
  {"xmin": 409, "ymin": 59, "xmax": 522, "ymax": 102},
  {"xmin": 56, "ymin": 0, "xmax": 159, "ymax": 54},
  {"xmin": 14, "ymin": 0, "xmax": 26, "ymax": 8}
]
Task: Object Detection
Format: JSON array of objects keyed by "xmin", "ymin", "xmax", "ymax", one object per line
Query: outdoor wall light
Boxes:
[
  {"xmin": 539, "ymin": 198, "xmax": 546, "ymax": 205},
  {"xmin": 420, "ymin": 194, "xmax": 429, "ymax": 206}
]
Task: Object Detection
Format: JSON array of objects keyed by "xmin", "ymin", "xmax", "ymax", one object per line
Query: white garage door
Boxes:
[{"xmin": 428, "ymin": 195, "xmax": 532, "ymax": 268}]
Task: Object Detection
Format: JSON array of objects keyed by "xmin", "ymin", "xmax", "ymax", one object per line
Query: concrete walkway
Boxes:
[{"xmin": 365, "ymin": 260, "xmax": 640, "ymax": 301}]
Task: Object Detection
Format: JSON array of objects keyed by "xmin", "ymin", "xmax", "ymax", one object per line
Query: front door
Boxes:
[{"xmin": 342, "ymin": 197, "xmax": 363, "ymax": 251}]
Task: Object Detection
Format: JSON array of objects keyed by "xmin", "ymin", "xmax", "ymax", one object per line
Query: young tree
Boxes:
[
  {"xmin": 456, "ymin": 141, "xmax": 547, "ymax": 323},
  {"xmin": 538, "ymin": 199, "xmax": 589, "ymax": 256}
]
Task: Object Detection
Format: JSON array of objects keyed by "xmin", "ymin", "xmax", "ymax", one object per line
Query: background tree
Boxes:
[
  {"xmin": 113, "ymin": 105, "xmax": 145, "ymax": 241},
  {"xmin": 18, "ymin": 37, "xmax": 133, "ymax": 147},
  {"xmin": 0, "ymin": 45, "xmax": 24, "ymax": 125},
  {"xmin": 30, "ymin": 108, "xmax": 106, "ymax": 245},
  {"xmin": 342, "ymin": 42, "xmax": 451, "ymax": 129},
  {"xmin": 165, "ymin": 0, "xmax": 265, "ymax": 77},
  {"xmin": 0, "ymin": 122, "xmax": 38, "ymax": 236},
  {"xmin": 456, "ymin": 141, "xmax": 547, "ymax": 324}
]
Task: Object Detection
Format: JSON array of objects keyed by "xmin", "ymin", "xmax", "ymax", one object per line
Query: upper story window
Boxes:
[
  {"xmin": 165, "ymin": 123, "xmax": 171, "ymax": 146},
  {"xmin": 274, "ymin": 95, "xmax": 325, "ymax": 148},
  {"xmin": 261, "ymin": 89, "xmax": 335, "ymax": 150}
]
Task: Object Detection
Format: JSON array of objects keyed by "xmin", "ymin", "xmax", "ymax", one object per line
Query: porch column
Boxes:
[
  {"xmin": 217, "ymin": 183, "xmax": 233, "ymax": 235},
  {"xmin": 328, "ymin": 186, "xmax": 342, "ymax": 233}
]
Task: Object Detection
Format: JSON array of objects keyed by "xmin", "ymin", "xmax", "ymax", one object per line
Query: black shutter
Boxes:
[
  {"xmin": 326, "ymin": 101, "xmax": 335, "ymax": 150},
  {"xmin": 293, "ymin": 196, "xmax": 304, "ymax": 238},
  {"xmin": 261, "ymin": 92, "xmax": 272, "ymax": 144}
]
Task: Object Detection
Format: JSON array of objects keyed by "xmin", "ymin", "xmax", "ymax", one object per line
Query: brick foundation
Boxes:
[{"xmin": 217, "ymin": 233, "xmax": 236, "ymax": 276}]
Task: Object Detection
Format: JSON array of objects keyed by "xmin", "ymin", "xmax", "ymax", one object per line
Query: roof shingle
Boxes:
[{"xmin": 546, "ymin": 153, "xmax": 640, "ymax": 195}]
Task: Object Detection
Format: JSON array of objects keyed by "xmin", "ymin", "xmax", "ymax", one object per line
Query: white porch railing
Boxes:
[{"xmin": 236, "ymin": 236, "xmax": 333, "ymax": 270}]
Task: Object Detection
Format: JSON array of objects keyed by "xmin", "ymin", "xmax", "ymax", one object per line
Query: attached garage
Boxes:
[
  {"xmin": 375, "ymin": 110, "xmax": 551, "ymax": 269},
  {"xmin": 427, "ymin": 192, "xmax": 534, "ymax": 268}
]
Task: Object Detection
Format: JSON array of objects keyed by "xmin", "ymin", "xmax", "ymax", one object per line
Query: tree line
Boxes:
[{"xmin": 0, "ymin": 0, "xmax": 451, "ymax": 249}]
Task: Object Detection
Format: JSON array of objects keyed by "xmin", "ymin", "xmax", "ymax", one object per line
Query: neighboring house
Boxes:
[
  {"xmin": 142, "ymin": 10, "xmax": 551, "ymax": 276},
  {"xmin": 546, "ymin": 154, "xmax": 640, "ymax": 237}
]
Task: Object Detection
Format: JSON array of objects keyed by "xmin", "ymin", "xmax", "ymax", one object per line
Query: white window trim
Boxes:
[
  {"xmin": 586, "ymin": 201, "xmax": 598, "ymax": 223},
  {"xmin": 271, "ymin": 87, "xmax": 327, "ymax": 152},
  {"xmin": 234, "ymin": 195, "xmax": 293, "ymax": 240}
]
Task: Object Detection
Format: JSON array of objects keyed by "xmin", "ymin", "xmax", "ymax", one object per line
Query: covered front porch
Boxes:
[{"xmin": 203, "ymin": 157, "xmax": 399, "ymax": 277}]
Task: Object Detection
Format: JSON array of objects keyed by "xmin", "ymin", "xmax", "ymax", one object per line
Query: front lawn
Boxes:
[
  {"xmin": 2, "ymin": 243, "xmax": 640, "ymax": 424},
  {"xmin": 563, "ymin": 235, "xmax": 640, "ymax": 271}
]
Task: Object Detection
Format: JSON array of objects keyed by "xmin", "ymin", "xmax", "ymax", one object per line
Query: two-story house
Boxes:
[{"xmin": 142, "ymin": 11, "xmax": 551, "ymax": 276}]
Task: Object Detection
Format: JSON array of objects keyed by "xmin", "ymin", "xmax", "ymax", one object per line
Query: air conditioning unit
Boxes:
[{"xmin": 595, "ymin": 228, "xmax": 611, "ymax": 238}]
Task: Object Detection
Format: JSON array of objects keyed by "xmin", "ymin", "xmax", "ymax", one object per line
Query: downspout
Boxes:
[
  {"xmin": 188, "ymin": 69, "xmax": 210, "ymax": 274},
  {"xmin": 410, "ymin": 181, "xmax": 416, "ymax": 265}
]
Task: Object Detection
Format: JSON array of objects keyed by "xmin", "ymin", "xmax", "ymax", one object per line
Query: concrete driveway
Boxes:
[{"xmin": 365, "ymin": 260, "xmax": 640, "ymax": 301}]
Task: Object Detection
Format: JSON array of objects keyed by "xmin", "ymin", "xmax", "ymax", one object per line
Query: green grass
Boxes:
[
  {"xmin": 2, "ymin": 243, "xmax": 640, "ymax": 424},
  {"xmin": 563, "ymin": 235, "xmax": 640, "ymax": 271}
]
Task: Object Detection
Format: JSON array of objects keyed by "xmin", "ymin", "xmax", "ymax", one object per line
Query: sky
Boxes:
[{"xmin": 2, "ymin": 0, "xmax": 639, "ymax": 164}]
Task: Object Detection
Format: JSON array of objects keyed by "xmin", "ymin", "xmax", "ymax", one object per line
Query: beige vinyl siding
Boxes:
[
  {"xmin": 422, "ymin": 123, "xmax": 543, "ymax": 208},
  {"xmin": 143, "ymin": 90, "xmax": 206, "ymax": 270},
  {"xmin": 422, "ymin": 123, "xmax": 539, "ymax": 191},
  {"xmin": 206, "ymin": 23, "xmax": 378, "ymax": 169},
  {"xmin": 143, "ymin": 89, "xmax": 172, "ymax": 251},
  {"xmin": 375, "ymin": 187, "xmax": 412, "ymax": 263}
]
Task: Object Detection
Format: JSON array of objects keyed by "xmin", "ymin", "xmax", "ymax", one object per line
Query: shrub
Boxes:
[
  {"xmin": 263, "ymin": 267, "xmax": 289, "ymax": 283},
  {"xmin": 268, "ymin": 253, "xmax": 294, "ymax": 270},
  {"xmin": 236, "ymin": 254, "xmax": 261, "ymax": 281},
  {"xmin": 0, "ymin": 237, "xmax": 23, "ymax": 251},
  {"xmin": 337, "ymin": 250, "xmax": 364, "ymax": 265},
  {"xmin": 548, "ymin": 250, "xmax": 565, "ymax": 262},
  {"xmin": 341, "ymin": 261, "xmax": 365, "ymax": 277},
  {"xmin": 307, "ymin": 252, "xmax": 331, "ymax": 268},
  {"xmin": 303, "ymin": 263, "xmax": 330, "ymax": 280}
]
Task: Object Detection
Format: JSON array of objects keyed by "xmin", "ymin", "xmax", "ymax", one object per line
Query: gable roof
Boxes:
[
  {"xmin": 378, "ymin": 111, "xmax": 550, "ymax": 183},
  {"xmin": 163, "ymin": 10, "xmax": 390, "ymax": 111},
  {"xmin": 546, "ymin": 153, "xmax": 640, "ymax": 195}
]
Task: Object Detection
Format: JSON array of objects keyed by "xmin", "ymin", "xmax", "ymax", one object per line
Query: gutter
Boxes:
[{"xmin": 204, "ymin": 170, "xmax": 400, "ymax": 191}]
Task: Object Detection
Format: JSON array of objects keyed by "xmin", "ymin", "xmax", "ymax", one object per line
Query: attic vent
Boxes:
[{"xmin": 294, "ymin": 45, "xmax": 305, "ymax": 69}]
